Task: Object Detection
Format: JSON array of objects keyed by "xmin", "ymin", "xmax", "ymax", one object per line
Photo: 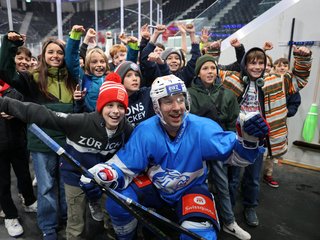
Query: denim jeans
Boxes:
[
  {"xmin": 228, "ymin": 151, "xmax": 264, "ymax": 208},
  {"xmin": 208, "ymin": 161, "xmax": 234, "ymax": 225},
  {"xmin": 31, "ymin": 151, "xmax": 67, "ymax": 235}
]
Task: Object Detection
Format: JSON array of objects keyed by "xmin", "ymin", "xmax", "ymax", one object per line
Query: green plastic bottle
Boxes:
[{"xmin": 302, "ymin": 103, "xmax": 318, "ymax": 142}]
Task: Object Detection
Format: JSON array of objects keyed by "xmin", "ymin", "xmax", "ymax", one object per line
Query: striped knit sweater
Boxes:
[{"xmin": 221, "ymin": 52, "xmax": 312, "ymax": 157}]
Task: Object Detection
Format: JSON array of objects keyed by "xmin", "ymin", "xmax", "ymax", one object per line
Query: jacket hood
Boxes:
[{"xmin": 240, "ymin": 47, "xmax": 266, "ymax": 80}]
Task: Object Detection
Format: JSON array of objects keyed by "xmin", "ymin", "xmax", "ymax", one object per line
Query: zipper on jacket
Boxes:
[{"xmin": 58, "ymin": 69, "xmax": 62, "ymax": 100}]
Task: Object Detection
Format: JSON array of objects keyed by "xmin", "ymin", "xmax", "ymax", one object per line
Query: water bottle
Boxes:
[{"xmin": 302, "ymin": 103, "xmax": 318, "ymax": 142}]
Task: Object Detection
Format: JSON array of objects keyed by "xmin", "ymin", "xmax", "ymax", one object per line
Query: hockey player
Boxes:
[{"xmin": 80, "ymin": 75, "xmax": 269, "ymax": 239}]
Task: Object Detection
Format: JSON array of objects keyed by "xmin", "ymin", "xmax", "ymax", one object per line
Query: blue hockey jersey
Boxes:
[{"xmin": 108, "ymin": 113, "xmax": 260, "ymax": 204}]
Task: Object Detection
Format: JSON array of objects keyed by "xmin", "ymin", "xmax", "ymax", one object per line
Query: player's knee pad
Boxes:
[
  {"xmin": 180, "ymin": 220, "xmax": 217, "ymax": 240},
  {"xmin": 111, "ymin": 218, "xmax": 138, "ymax": 240},
  {"xmin": 105, "ymin": 187, "xmax": 139, "ymax": 239}
]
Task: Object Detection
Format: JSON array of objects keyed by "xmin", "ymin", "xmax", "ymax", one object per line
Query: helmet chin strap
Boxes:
[{"xmin": 157, "ymin": 111, "xmax": 190, "ymax": 135}]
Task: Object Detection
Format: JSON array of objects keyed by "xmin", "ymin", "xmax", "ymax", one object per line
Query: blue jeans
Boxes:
[
  {"xmin": 31, "ymin": 151, "xmax": 67, "ymax": 235},
  {"xmin": 208, "ymin": 161, "xmax": 234, "ymax": 225},
  {"xmin": 228, "ymin": 152, "xmax": 264, "ymax": 208}
]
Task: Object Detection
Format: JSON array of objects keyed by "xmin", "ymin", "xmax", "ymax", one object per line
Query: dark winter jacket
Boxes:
[
  {"xmin": 141, "ymin": 42, "xmax": 201, "ymax": 87},
  {"xmin": 140, "ymin": 41, "xmax": 171, "ymax": 86},
  {"xmin": 286, "ymin": 91, "xmax": 301, "ymax": 117},
  {"xmin": 0, "ymin": 83, "xmax": 27, "ymax": 151},
  {"xmin": 0, "ymin": 97, "xmax": 134, "ymax": 186},
  {"xmin": 188, "ymin": 77, "xmax": 239, "ymax": 131}
]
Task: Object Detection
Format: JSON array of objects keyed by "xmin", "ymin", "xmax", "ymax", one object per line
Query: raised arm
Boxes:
[
  {"xmin": 284, "ymin": 45, "xmax": 312, "ymax": 94},
  {"xmin": 65, "ymin": 25, "xmax": 86, "ymax": 81},
  {"xmin": 0, "ymin": 32, "xmax": 33, "ymax": 94},
  {"xmin": 140, "ymin": 25, "xmax": 167, "ymax": 84}
]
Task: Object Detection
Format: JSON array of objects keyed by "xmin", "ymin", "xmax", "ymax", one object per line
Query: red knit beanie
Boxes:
[
  {"xmin": 96, "ymin": 78, "xmax": 128, "ymax": 112},
  {"xmin": 105, "ymin": 72, "xmax": 122, "ymax": 83}
]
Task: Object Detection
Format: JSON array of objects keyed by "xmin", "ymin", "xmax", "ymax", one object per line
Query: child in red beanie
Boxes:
[{"xmin": 0, "ymin": 79, "xmax": 133, "ymax": 239}]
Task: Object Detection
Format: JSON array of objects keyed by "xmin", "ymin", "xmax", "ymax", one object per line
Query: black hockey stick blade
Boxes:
[{"xmin": 28, "ymin": 124, "xmax": 204, "ymax": 240}]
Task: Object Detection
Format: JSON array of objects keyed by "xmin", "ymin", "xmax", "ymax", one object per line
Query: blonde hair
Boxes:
[{"xmin": 84, "ymin": 48, "xmax": 109, "ymax": 74}]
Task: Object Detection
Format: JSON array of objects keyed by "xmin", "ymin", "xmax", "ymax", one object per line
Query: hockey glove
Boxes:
[
  {"xmin": 82, "ymin": 163, "xmax": 118, "ymax": 189},
  {"xmin": 236, "ymin": 112, "xmax": 269, "ymax": 149}
]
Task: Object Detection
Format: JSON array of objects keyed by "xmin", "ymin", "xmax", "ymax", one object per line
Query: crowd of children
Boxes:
[{"xmin": 0, "ymin": 22, "xmax": 312, "ymax": 240}]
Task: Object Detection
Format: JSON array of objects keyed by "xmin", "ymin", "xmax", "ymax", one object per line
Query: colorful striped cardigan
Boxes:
[{"xmin": 220, "ymin": 53, "xmax": 312, "ymax": 157}]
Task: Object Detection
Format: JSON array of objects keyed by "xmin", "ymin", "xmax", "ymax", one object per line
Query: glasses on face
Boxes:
[{"xmin": 160, "ymin": 95, "xmax": 186, "ymax": 107}]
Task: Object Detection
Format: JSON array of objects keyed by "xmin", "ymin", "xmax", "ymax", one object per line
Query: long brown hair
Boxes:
[{"xmin": 35, "ymin": 37, "xmax": 75, "ymax": 99}]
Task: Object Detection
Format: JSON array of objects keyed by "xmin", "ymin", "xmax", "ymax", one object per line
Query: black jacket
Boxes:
[
  {"xmin": 0, "ymin": 97, "xmax": 134, "ymax": 186},
  {"xmin": 0, "ymin": 85, "xmax": 27, "ymax": 151}
]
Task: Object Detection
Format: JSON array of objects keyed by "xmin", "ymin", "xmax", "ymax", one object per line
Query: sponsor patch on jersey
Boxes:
[
  {"xmin": 133, "ymin": 174, "xmax": 152, "ymax": 188},
  {"xmin": 182, "ymin": 193, "xmax": 218, "ymax": 220}
]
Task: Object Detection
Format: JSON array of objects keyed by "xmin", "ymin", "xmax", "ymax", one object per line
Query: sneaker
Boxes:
[
  {"xmin": 223, "ymin": 221, "xmax": 251, "ymax": 240},
  {"xmin": 89, "ymin": 201, "xmax": 104, "ymax": 221},
  {"xmin": 244, "ymin": 207, "xmax": 259, "ymax": 227},
  {"xmin": 32, "ymin": 176, "xmax": 37, "ymax": 187},
  {"xmin": 24, "ymin": 200, "xmax": 37, "ymax": 213},
  {"xmin": 43, "ymin": 232, "xmax": 57, "ymax": 240},
  {"xmin": 263, "ymin": 175, "xmax": 279, "ymax": 188},
  {"xmin": 0, "ymin": 210, "xmax": 5, "ymax": 218},
  {"xmin": 5, "ymin": 218, "xmax": 24, "ymax": 237}
]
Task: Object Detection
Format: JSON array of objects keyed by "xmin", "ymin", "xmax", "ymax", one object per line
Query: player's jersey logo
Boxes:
[
  {"xmin": 153, "ymin": 169, "xmax": 190, "ymax": 193},
  {"xmin": 193, "ymin": 196, "xmax": 206, "ymax": 205}
]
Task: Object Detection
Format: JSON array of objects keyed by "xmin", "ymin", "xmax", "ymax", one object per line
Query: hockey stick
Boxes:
[{"xmin": 28, "ymin": 124, "xmax": 204, "ymax": 240}]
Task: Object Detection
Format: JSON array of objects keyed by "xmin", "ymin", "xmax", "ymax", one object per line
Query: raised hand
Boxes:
[
  {"xmin": 140, "ymin": 23, "xmax": 151, "ymax": 40},
  {"xmin": 263, "ymin": 41, "xmax": 273, "ymax": 51},
  {"xmin": 8, "ymin": 32, "xmax": 25, "ymax": 42},
  {"xmin": 200, "ymin": 28, "xmax": 210, "ymax": 44},
  {"xmin": 176, "ymin": 22, "xmax": 187, "ymax": 35},
  {"xmin": 71, "ymin": 25, "xmax": 86, "ymax": 33},
  {"xmin": 148, "ymin": 52, "xmax": 164, "ymax": 64},
  {"xmin": 230, "ymin": 38, "xmax": 241, "ymax": 48},
  {"xmin": 185, "ymin": 23, "xmax": 195, "ymax": 34},
  {"xmin": 293, "ymin": 45, "xmax": 311, "ymax": 56},
  {"xmin": 83, "ymin": 28, "xmax": 96, "ymax": 45}
]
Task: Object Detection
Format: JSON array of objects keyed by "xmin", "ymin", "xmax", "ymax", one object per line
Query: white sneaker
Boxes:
[
  {"xmin": 223, "ymin": 221, "xmax": 251, "ymax": 240},
  {"xmin": 5, "ymin": 218, "xmax": 24, "ymax": 237},
  {"xmin": 24, "ymin": 200, "xmax": 37, "ymax": 213},
  {"xmin": 89, "ymin": 201, "xmax": 104, "ymax": 221},
  {"xmin": 32, "ymin": 176, "xmax": 37, "ymax": 187},
  {"xmin": 0, "ymin": 210, "xmax": 5, "ymax": 218}
]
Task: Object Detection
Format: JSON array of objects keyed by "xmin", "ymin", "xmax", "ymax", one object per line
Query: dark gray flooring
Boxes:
[{"xmin": 0, "ymin": 162, "xmax": 319, "ymax": 240}]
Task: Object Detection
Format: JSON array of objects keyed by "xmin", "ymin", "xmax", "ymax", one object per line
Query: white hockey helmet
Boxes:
[{"xmin": 150, "ymin": 75, "xmax": 190, "ymax": 122}]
